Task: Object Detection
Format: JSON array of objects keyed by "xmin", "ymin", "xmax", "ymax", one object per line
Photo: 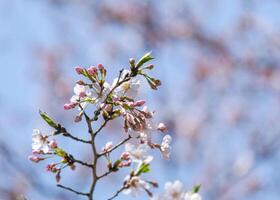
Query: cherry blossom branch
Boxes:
[{"xmin": 57, "ymin": 184, "xmax": 89, "ymax": 197}]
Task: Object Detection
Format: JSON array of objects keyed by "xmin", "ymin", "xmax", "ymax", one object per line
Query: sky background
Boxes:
[{"xmin": 1, "ymin": 0, "xmax": 280, "ymax": 200}]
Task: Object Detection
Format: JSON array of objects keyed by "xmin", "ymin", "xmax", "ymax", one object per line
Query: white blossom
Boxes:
[
  {"xmin": 125, "ymin": 143, "xmax": 153, "ymax": 164},
  {"xmin": 70, "ymin": 82, "xmax": 110, "ymax": 109},
  {"xmin": 123, "ymin": 176, "xmax": 150, "ymax": 197},
  {"xmin": 32, "ymin": 129, "xmax": 50, "ymax": 153},
  {"xmin": 184, "ymin": 192, "xmax": 202, "ymax": 200},
  {"xmin": 160, "ymin": 135, "xmax": 172, "ymax": 159},
  {"xmin": 112, "ymin": 70, "xmax": 140, "ymax": 98},
  {"xmin": 164, "ymin": 180, "xmax": 185, "ymax": 200}
]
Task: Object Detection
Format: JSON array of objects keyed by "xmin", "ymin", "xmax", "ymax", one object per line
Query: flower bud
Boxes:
[
  {"xmin": 63, "ymin": 103, "xmax": 77, "ymax": 110},
  {"xmin": 46, "ymin": 163, "xmax": 58, "ymax": 172},
  {"xmin": 87, "ymin": 66, "xmax": 97, "ymax": 76},
  {"xmin": 133, "ymin": 100, "xmax": 146, "ymax": 107},
  {"xmin": 49, "ymin": 140, "xmax": 58, "ymax": 149},
  {"xmin": 146, "ymin": 64, "xmax": 154, "ymax": 70},
  {"xmin": 75, "ymin": 66, "xmax": 84, "ymax": 75},
  {"xmin": 120, "ymin": 152, "xmax": 130, "ymax": 160},
  {"xmin": 157, "ymin": 123, "xmax": 168, "ymax": 132},
  {"xmin": 28, "ymin": 155, "xmax": 44, "ymax": 163},
  {"xmin": 76, "ymin": 80, "xmax": 85, "ymax": 85},
  {"xmin": 97, "ymin": 64, "xmax": 104, "ymax": 70},
  {"xmin": 56, "ymin": 172, "xmax": 61, "ymax": 183}
]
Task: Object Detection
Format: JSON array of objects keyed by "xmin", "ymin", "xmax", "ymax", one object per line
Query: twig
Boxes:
[
  {"xmin": 57, "ymin": 184, "xmax": 89, "ymax": 197},
  {"xmin": 107, "ymin": 186, "xmax": 125, "ymax": 200},
  {"xmin": 72, "ymin": 157, "xmax": 93, "ymax": 168},
  {"xmin": 98, "ymin": 135, "xmax": 132, "ymax": 157},
  {"xmin": 62, "ymin": 131, "xmax": 91, "ymax": 144}
]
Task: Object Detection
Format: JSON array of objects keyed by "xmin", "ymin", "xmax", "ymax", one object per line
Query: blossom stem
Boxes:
[
  {"xmin": 72, "ymin": 157, "xmax": 93, "ymax": 168},
  {"xmin": 62, "ymin": 131, "xmax": 91, "ymax": 144},
  {"xmin": 98, "ymin": 135, "xmax": 132, "ymax": 157},
  {"xmin": 107, "ymin": 186, "xmax": 125, "ymax": 200},
  {"xmin": 57, "ymin": 184, "xmax": 89, "ymax": 197}
]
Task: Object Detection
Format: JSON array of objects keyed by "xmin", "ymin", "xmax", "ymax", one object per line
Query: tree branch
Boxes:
[
  {"xmin": 57, "ymin": 184, "xmax": 89, "ymax": 197},
  {"xmin": 107, "ymin": 186, "xmax": 125, "ymax": 200}
]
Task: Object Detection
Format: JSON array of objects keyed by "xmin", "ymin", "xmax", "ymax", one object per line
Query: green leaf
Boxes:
[
  {"xmin": 54, "ymin": 148, "xmax": 67, "ymax": 158},
  {"xmin": 39, "ymin": 110, "xmax": 58, "ymax": 129},
  {"xmin": 192, "ymin": 184, "xmax": 201, "ymax": 193},
  {"xmin": 136, "ymin": 52, "xmax": 154, "ymax": 68},
  {"xmin": 136, "ymin": 163, "xmax": 150, "ymax": 176}
]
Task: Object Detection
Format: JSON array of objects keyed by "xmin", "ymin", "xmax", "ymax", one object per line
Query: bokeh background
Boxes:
[{"xmin": 1, "ymin": 0, "xmax": 280, "ymax": 199}]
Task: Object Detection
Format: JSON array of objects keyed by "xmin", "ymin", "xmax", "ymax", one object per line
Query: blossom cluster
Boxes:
[{"xmin": 28, "ymin": 52, "xmax": 201, "ymax": 200}]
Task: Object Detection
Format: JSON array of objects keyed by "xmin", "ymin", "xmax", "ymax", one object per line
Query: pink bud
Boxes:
[
  {"xmin": 32, "ymin": 149, "xmax": 43, "ymax": 154},
  {"xmin": 87, "ymin": 66, "xmax": 97, "ymax": 76},
  {"xmin": 64, "ymin": 103, "xmax": 77, "ymax": 110},
  {"xmin": 75, "ymin": 66, "xmax": 84, "ymax": 75},
  {"xmin": 120, "ymin": 152, "xmax": 130, "ymax": 160},
  {"xmin": 46, "ymin": 163, "xmax": 57, "ymax": 172},
  {"xmin": 157, "ymin": 123, "xmax": 168, "ymax": 132},
  {"xmin": 119, "ymin": 160, "xmax": 132, "ymax": 167},
  {"xmin": 133, "ymin": 100, "xmax": 146, "ymax": 107},
  {"xmin": 49, "ymin": 140, "xmax": 58, "ymax": 149},
  {"xmin": 97, "ymin": 64, "xmax": 104, "ymax": 70},
  {"xmin": 28, "ymin": 155, "xmax": 44, "ymax": 163}
]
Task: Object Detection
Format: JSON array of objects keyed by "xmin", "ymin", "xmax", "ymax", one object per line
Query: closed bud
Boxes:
[
  {"xmin": 129, "ymin": 58, "xmax": 135, "ymax": 68},
  {"xmin": 87, "ymin": 66, "xmax": 97, "ymax": 76},
  {"xmin": 75, "ymin": 66, "xmax": 84, "ymax": 75},
  {"xmin": 28, "ymin": 155, "xmax": 44, "ymax": 163},
  {"xmin": 76, "ymin": 80, "xmax": 85, "ymax": 85},
  {"xmin": 120, "ymin": 152, "xmax": 130, "ymax": 160},
  {"xmin": 64, "ymin": 103, "xmax": 77, "ymax": 110},
  {"xmin": 146, "ymin": 64, "xmax": 154, "ymax": 70},
  {"xmin": 56, "ymin": 172, "xmax": 61, "ymax": 183},
  {"xmin": 133, "ymin": 100, "xmax": 146, "ymax": 107}
]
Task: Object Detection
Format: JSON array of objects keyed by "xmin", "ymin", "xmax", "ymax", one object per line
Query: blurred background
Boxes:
[{"xmin": 1, "ymin": 0, "xmax": 280, "ymax": 199}]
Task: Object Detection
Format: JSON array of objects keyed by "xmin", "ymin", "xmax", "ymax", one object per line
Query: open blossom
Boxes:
[
  {"xmin": 112, "ymin": 69, "xmax": 140, "ymax": 98},
  {"xmin": 32, "ymin": 129, "xmax": 50, "ymax": 153},
  {"xmin": 164, "ymin": 180, "xmax": 185, "ymax": 200},
  {"xmin": 160, "ymin": 135, "xmax": 172, "ymax": 159},
  {"xmin": 66, "ymin": 82, "xmax": 111, "ymax": 110},
  {"xmin": 102, "ymin": 141, "xmax": 113, "ymax": 152},
  {"xmin": 184, "ymin": 192, "xmax": 202, "ymax": 200},
  {"xmin": 125, "ymin": 143, "xmax": 153, "ymax": 163},
  {"xmin": 69, "ymin": 84, "xmax": 92, "ymax": 109},
  {"xmin": 123, "ymin": 176, "xmax": 150, "ymax": 197}
]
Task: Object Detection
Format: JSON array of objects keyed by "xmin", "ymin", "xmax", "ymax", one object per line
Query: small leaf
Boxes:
[
  {"xmin": 136, "ymin": 52, "xmax": 154, "ymax": 68},
  {"xmin": 136, "ymin": 163, "xmax": 150, "ymax": 176},
  {"xmin": 54, "ymin": 148, "xmax": 67, "ymax": 158},
  {"xmin": 193, "ymin": 184, "xmax": 201, "ymax": 193},
  {"xmin": 39, "ymin": 110, "xmax": 58, "ymax": 129}
]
